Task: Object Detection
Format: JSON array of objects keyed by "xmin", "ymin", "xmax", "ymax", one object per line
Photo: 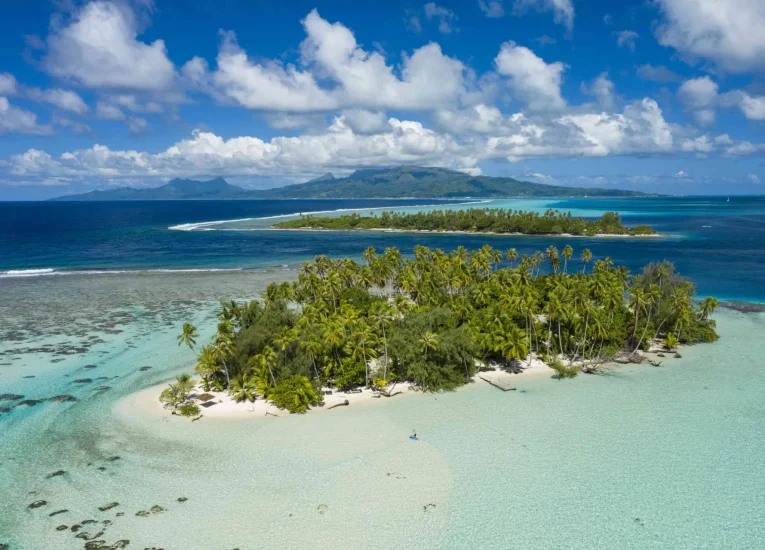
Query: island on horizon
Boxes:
[
  {"xmin": 272, "ymin": 208, "xmax": 658, "ymax": 237},
  {"xmin": 49, "ymin": 166, "xmax": 655, "ymax": 201}
]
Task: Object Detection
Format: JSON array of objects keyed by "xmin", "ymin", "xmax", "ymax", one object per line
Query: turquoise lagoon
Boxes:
[{"xmin": 1, "ymin": 197, "xmax": 765, "ymax": 549}]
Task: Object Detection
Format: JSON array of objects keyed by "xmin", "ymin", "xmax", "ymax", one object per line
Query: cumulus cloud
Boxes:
[
  {"xmin": 494, "ymin": 41, "xmax": 566, "ymax": 111},
  {"xmin": 615, "ymin": 30, "xmax": 639, "ymax": 52},
  {"xmin": 678, "ymin": 76, "xmax": 719, "ymax": 125},
  {"xmin": 208, "ymin": 10, "xmax": 473, "ymax": 113},
  {"xmin": 6, "ymin": 118, "xmax": 478, "ymax": 179},
  {"xmin": 581, "ymin": 73, "xmax": 615, "ymax": 110},
  {"xmin": 44, "ymin": 1, "xmax": 176, "ymax": 91},
  {"xmin": 727, "ymin": 91, "xmax": 765, "ymax": 121},
  {"xmin": 654, "ymin": 0, "xmax": 765, "ymax": 73},
  {"xmin": 512, "ymin": 0, "xmax": 574, "ymax": 32},
  {"xmin": 748, "ymin": 173, "xmax": 761, "ymax": 184},
  {"xmin": 0, "ymin": 97, "xmax": 53, "ymax": 135},
  {"xmin": 0, "ymin": 72, "xmax": 88, "ymax": 114},
  {"xmin": 636, "ymin": 65, "xmax": 680, "ymax": 83},
  {"xmin": 423, "ymin": 3, "xmax": 458, "ymax": 34},
  {"xmin": 96, "ymin": 101, "xmax": 126, "ymax": 121},
  {"xmin": 478, "ymin": 0, "xmax": 505, "ymax": 18}
]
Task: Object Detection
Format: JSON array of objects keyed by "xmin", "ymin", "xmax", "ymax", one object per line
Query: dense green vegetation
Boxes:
[
  {"xmin": 165, "ymin": 244, "xmax": 717, "ymax": 414},
  {"xmin": 273, "ymin": 209, "xmax": 656, "ymax": 236}
]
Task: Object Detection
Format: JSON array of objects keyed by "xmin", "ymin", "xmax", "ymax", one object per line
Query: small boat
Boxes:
[
  {"xmin": 727, "ymin": 197, "xmax": 730, "ymax": 202},
  {"xmin": 702, "ymin": 225, "xmax": 712, "ymax": 228}
]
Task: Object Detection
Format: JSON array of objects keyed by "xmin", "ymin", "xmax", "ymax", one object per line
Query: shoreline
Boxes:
[
  {"xmin": 120, "ymin": 356, "xmax": 557, "ymax": 422},
  {"xmin": 267, "ymin": 227, "xmax": 664, "ymax": 238}
]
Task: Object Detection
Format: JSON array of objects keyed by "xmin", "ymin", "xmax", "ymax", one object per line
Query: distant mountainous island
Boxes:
[{"xmin": 50, "ymin": 166, "xmax": 649, "ymax": 201}]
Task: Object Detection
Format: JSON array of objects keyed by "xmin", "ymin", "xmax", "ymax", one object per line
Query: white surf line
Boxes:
[
  {"xmin": 0, "ymin": 268, "xmax": 247, "ymax": 279},
  {"xmin": 167, "ymin": 200, "xmax": 491, "ymax": 231}
]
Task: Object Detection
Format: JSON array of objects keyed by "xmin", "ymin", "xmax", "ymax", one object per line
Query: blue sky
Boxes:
[{"xmin": 1, "ymin": 0, "xmax": 764, "ymax": 199}]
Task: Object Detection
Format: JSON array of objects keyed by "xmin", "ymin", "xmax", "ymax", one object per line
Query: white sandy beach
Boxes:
[
  {"xmin": 266, "ymin": 227, "xmax": 664, "ymax": 238},
  {"xmin": 123, "ymin": 355, "xmax": 556, "ymax": 422}
]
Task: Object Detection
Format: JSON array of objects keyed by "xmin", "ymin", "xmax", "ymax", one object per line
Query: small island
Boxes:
[
  {"xmin": 272, "ymin": 209, "xmax": 657, "ymax": 237},
  {"xmin": 161, "ymin": 243, "xmax": 718, "ymax": 418}
]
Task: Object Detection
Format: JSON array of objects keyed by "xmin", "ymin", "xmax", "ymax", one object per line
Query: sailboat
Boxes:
[{"xmin": 727, "ymin": 196, "xmax": 730, "ymax": 202}]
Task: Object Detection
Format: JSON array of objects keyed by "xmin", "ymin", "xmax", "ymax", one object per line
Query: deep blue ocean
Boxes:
[{"xmin": 1, "ymin": 196, "xmax": 764, "ymax": 301}]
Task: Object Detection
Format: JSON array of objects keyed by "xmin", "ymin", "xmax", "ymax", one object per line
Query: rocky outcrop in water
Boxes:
[
  {"xmin": 98, "ymin": 502, "xmax": 119, "ymax": 512},
  {"xmin": 0, "ymin": 394, "xmax": 23, "ymax": 401},
  {"xmin": 28, "ymin": 500, "xmax": 47, "ymax": 509},
  {"xmin": 73, "ymin": 378, "xmax": 93, "ymax": 384},
  {"xmin": 49, "ymin": 395, "xmax": 77, "ymax": 402},
  {"xmin": 46, "ymin": 470, "xmax": 66, "ymax": 478},
  {"xmin": 17, "ymin": 399, "xmax": 43, "ymax": 407}
]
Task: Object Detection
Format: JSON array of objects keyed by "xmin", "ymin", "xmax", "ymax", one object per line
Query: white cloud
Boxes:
[
  {"xmin": 341, "ymin": 110, "xmax": 390, "ymax": 134},
  {"xmin": 44, "ymin": 1, "xmax": 176, "ymax": 91},
  {"xmin": 615, "ymin": 30, "xmax": 639, "ymax": 52},
  {"xmin": 603, "ymin": 14, "xmax": 613, "ymax": 26},
  {"xmin": 654, "ymin": 0, "xmax": 765, "ymax": 73},
  {"xmin": 512, "ymin": 0, "xmax": 574, "ymax": 32},
  {"xmin": 533, "ymin": 35, "xmax": 557, "ymax": 46},
  {"xmin": 479, "ymin": 0, "xmax": 505, "ymax": 18},
  {"xmin": 128, "ymin": 116, "xmax": 148, "ymax": 135},
  {"xmin": 0, "ymin": 97, "xmax": 53, "ymax": 135},
  {"xmin": 52, "ymin": 115, "xmax": 92, "ymax": 135},
  {"xmin": 748, "ymin": 173, "xmax": 761, "ymax": 184},
  {"xmin": 674, "ymin": 170, "xmax": 687, "ymax": 177},
  {"xmin": 26, "ymin": 88, "xmax": 89, "ymax": 114},
  {"xmin": 0, "ymin": 73, "xmax": 18, "ymax": 95},
  {"xmin": 494, "ymin": 42, "xmax": 566, "ymax": 111},
  {"xmin": 678, "ymin": 76, "xmax": 719, "ymax": 125},
  {"xmin": 0, "ymin": 72, "xmax": 87, "ymax": 113},
  {"xmin": 636, "ymin": 65, "xmax": 680, "ymax": 83},
  {"xmin": 423, "ymin": 3, "xmax": 458, "ymax": 34},
  {"xmin": 210, "ymin": 10, "xmax": 471, "ymax": 113},
  {"xmin": 582, "ymin": 73, "xmax": 615, "ymax": 110},
  {"xmin": 728, "ymin": 92, "xmax": 765, "ymax": 121},
  {"xmin": 96, "ymin": 101, "xmax": 126, "ymax": 121},
  {"xmin": 6, "ymin": 118, "xmax": 478, "ymax": 179}
]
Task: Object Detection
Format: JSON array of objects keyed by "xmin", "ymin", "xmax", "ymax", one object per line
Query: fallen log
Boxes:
[{"xmin": 328, "ymin": 399, "xmax": 350, "ymax": 410}]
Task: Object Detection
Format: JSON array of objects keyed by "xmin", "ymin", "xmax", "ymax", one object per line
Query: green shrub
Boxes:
[
  {"xmin": 270, "ymin": 375, "xmax": 322, "ymax": 414},
  {"xmin": 178, "ymin": 402, "xmax": 201, "ymax": 417},
  {"xmin": 549, "ymin": 359, "xmax": 580, "ymax": 379}
]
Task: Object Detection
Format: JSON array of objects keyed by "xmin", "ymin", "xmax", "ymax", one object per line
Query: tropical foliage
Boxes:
[
  {"xmin": 172, "ymin": 245, "xmax": 717, "ymax": 413},
  {"xmin": 274, "ymin": 209, "xmax": 655, "ymax": 236}
]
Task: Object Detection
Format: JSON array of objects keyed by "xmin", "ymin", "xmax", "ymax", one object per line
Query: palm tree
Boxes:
[
  {"xmin": 562, "ymin": 245, "xmax": 573, "ymax": 274},
  {"xmin": 249, "ymin": 355, "xmax": 274, "ymax": 397},
  {"xmin": 231, "ymin": 372, "xmax": 258, "ymax": 403},
  {"xmin": 273, "ymin": 327, "xmax": 296, "ymax": 352},
  {"xmin": 213, "ymin": 329, "xmax": 234, "ymax": 391},
  {"xmin": 580, "ymin": 248, "xmax": 592, "ymax": 273},
  {"xmin": 663, "ymin": 333, "xmax": 680, "ymax": 352},
  {"xmin": 195, "ymin": 345, "xmax": 219, "ymax": 391},
  {"xmin": 501, "ymin": 327, "xmax": 529, "ymax": 367},
  {"xmin": 175, "ymin": 374, "xmax": 195, "ymax": 401},
  {"xmin": 177, "ymin": 323, "xmax": 198, "ymax": 351},
  {"xmin": 300, "ymin": 333, "xmax": 323, "ymax": 380},
  {"xmin": 505, "ymin": 248, "xmax": 518, "ymax": 268},
  {"xmin": 546, "ymin": 245, "xmax": 559, "ymax": 274},
  {"xmin": 699, "ymin": 297, "xmax": 718, "ymax": 320},
  {"xmin": 419, "ymin": 331, "xmax": 438, "ymax": 358},
  {"xmin": 261, "ymin": 345, "xmax": 278, "ymax": 387}
]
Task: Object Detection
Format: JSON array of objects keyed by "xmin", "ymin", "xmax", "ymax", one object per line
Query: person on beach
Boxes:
[{"xmin": 412, "ymin": 429, "xmax": 417, "ymax": 439}]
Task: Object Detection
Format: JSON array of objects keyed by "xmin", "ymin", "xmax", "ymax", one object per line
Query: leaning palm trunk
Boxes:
[{"xmin": 632, "ymin": 311, "xmax": 653, "ymax": 356}]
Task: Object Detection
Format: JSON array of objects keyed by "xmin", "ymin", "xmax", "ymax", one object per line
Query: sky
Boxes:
[{"xmin": 1, "ymin": 0, "xmax": 765, "ymax": 199}]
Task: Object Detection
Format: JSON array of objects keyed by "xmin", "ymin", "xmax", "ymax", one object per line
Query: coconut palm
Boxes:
[
  {"xmin": 562, "ymin": 245, "xmax": 573, "ymax": 274},
  {"xmin": 699, "ymin": 297, "xmax": 719, "ymax": 320},
  {"xmin": 580, "ymin": 248, "xmax": 592, "ymax": 273},
  {"xmin": 419, "ymin": 331, "xmax": 438, "ymax": 358},
  {"xmin": 177, "ymin": 323, "xmax": 198, "ymax": 351},
  {"xmin": 500, "ymin": 327, "xmax": 529, "ymax": 367},
  {"xmin": 231, "ymin": 372, "xmax": 258, "ymax": 403},
  {"xmin": 175, "ymin": 374, "xmax": 195, "ymax": 401},
  {"xmin": 505, "ymin": 248, "xmax": 518, "ymax": 268},
  {"xmin": 663, "ymin": 333, "xmax": 680, "ymax": 352}
]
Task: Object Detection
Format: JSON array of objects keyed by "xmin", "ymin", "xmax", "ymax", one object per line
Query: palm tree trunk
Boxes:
[
  {"xmin": 381, "ymin": 322, "xmax": 389, "ymax": 380},
  {"xmin": 633, "ymin": 311, "xmax": 653, "ymax": 355},
  {"xmin": 557, "ymin": 320, "xmax": 564, "ymax": 356}
]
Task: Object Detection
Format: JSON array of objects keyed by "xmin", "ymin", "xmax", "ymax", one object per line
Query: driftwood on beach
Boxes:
[{"xmin": 327, "ymin": 399, "xmax": 350, "ymax": 410}]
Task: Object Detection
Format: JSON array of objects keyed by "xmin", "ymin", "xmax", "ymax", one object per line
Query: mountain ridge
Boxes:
[{"xmin": 49, "ymin": 166, "xmax": 651, "ymax": 201}]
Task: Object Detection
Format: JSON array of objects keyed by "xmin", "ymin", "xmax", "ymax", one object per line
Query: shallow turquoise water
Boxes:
[
  {"xmin": 2, "ymin": 306, "xmax": 764, "ymax": 549},
  {"xmin": 2, "ymin": 197, "xmax": 765, "ymax": 548}
]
